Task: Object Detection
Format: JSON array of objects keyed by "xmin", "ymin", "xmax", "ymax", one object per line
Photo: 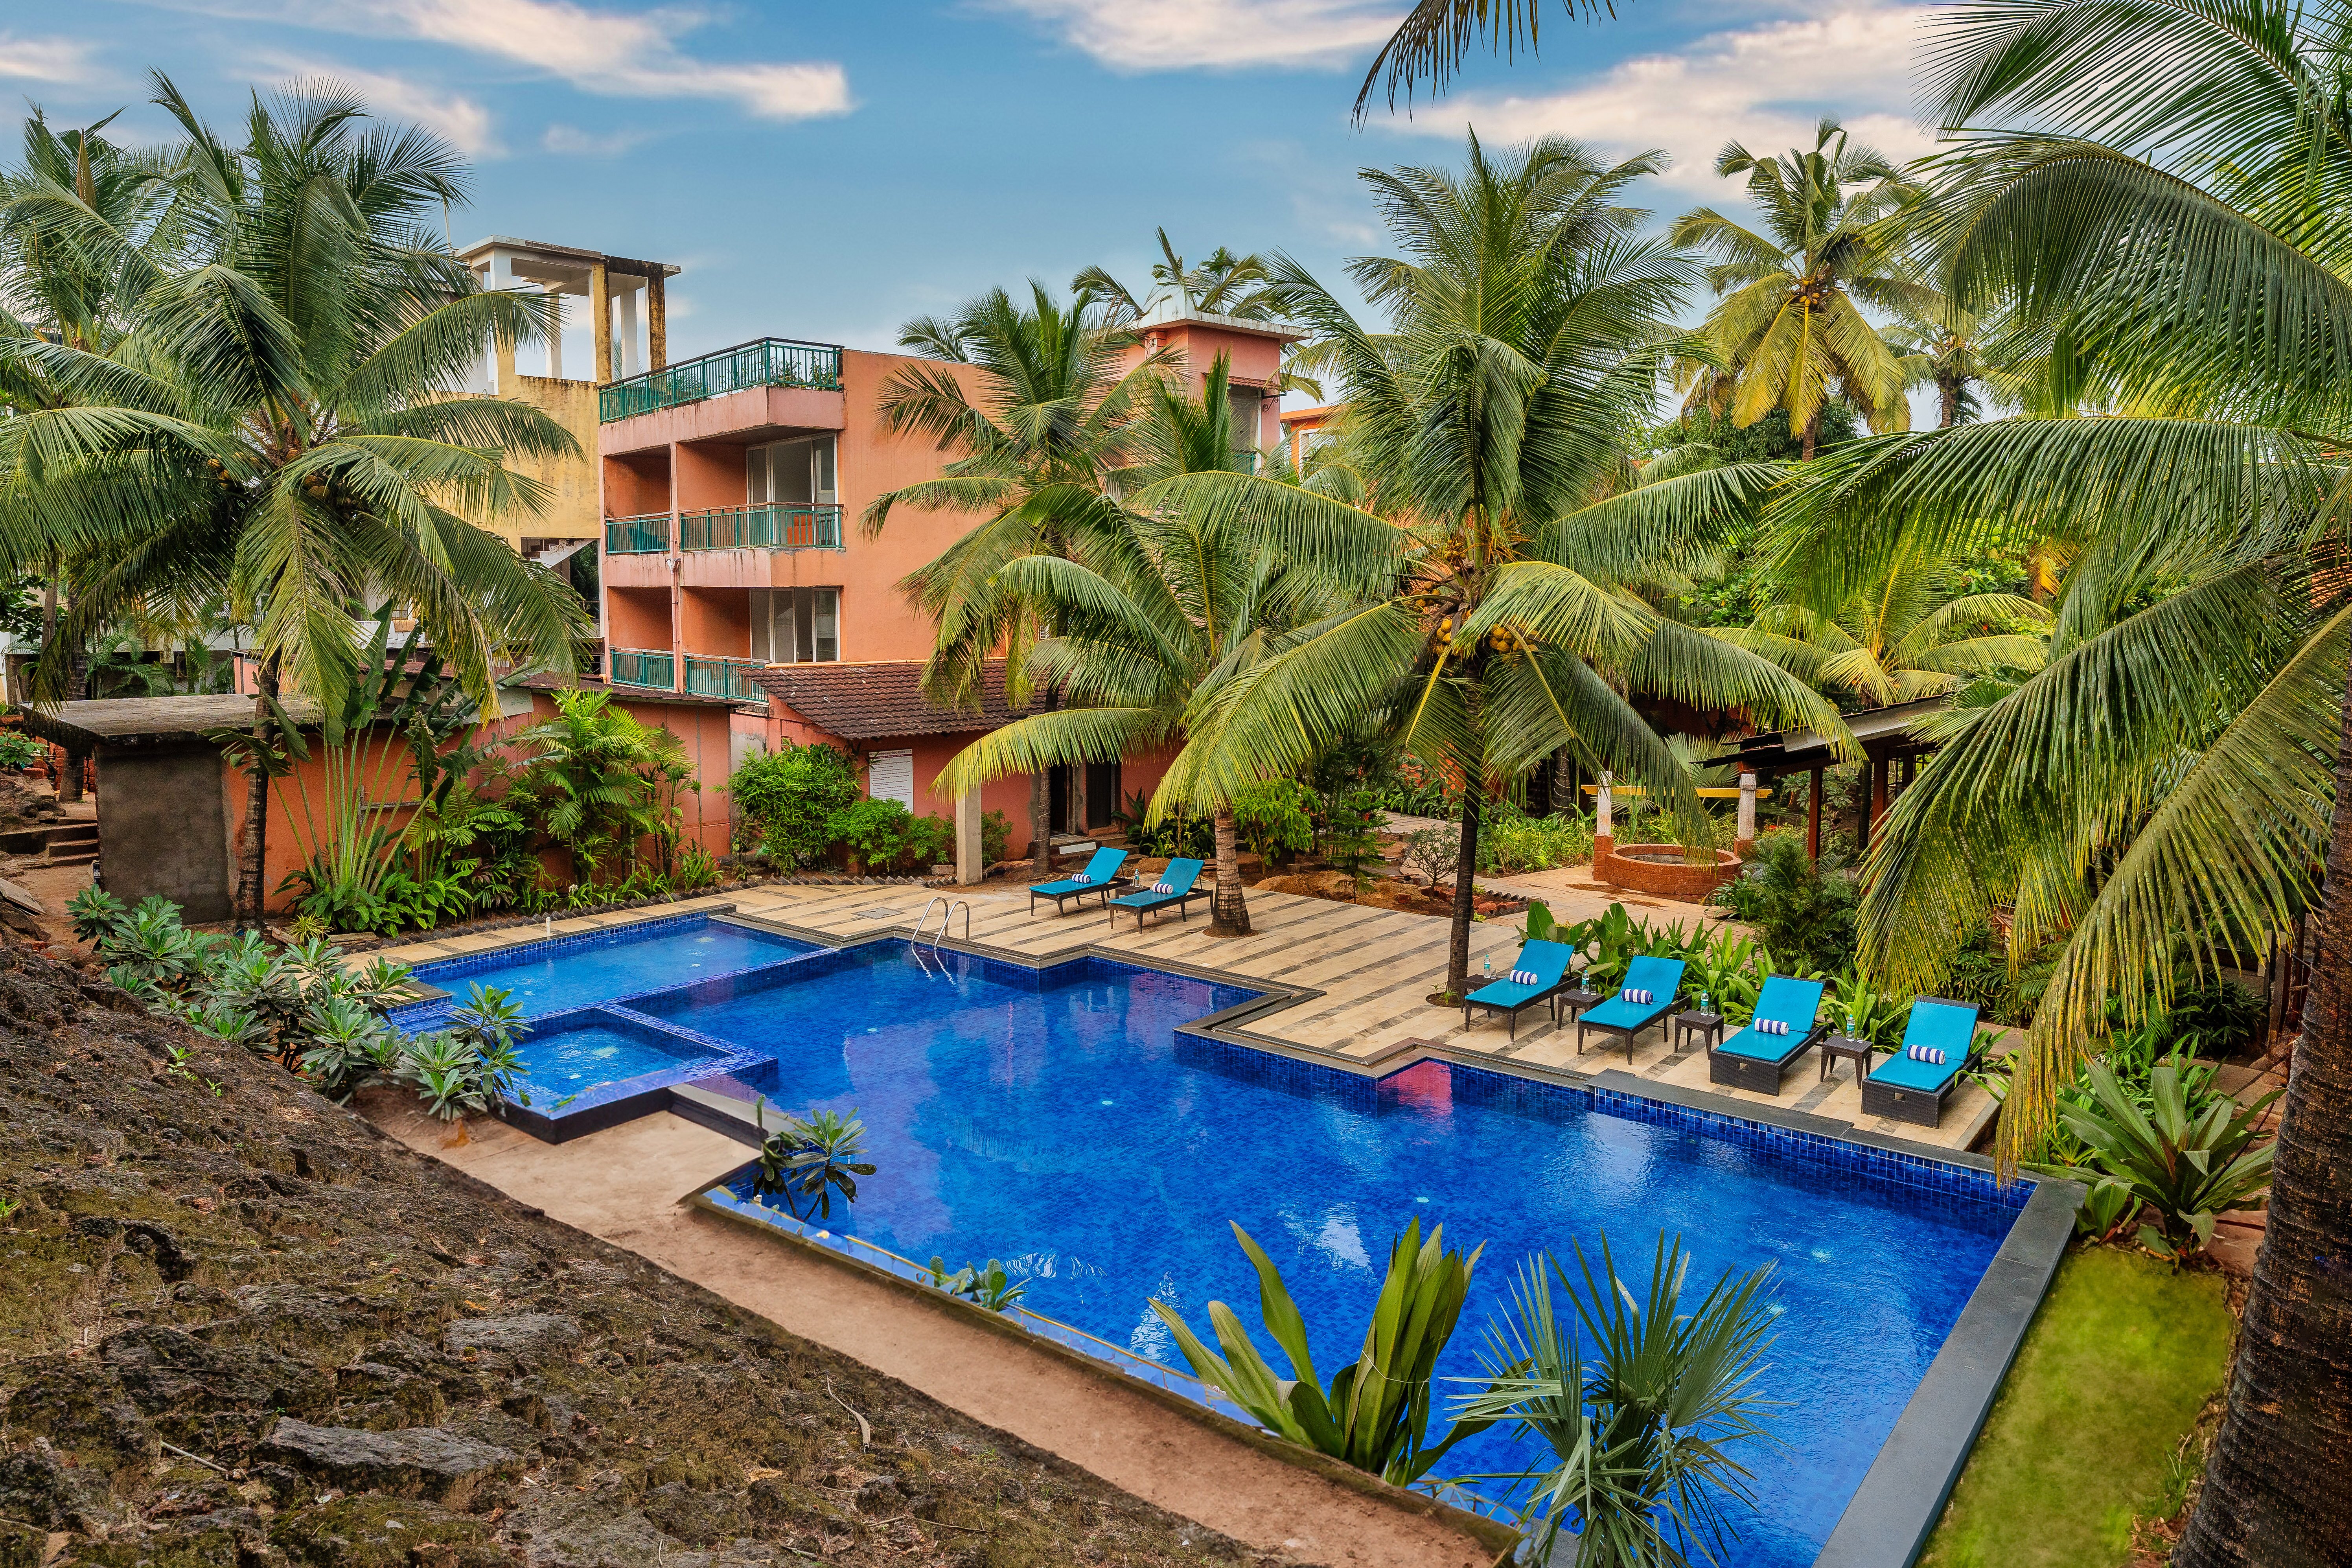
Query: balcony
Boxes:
[
  {"xmin": 605, "ymin": 512, "xmax": 671, "ymax": 554},
  {"xmin": 609, "ymin": 647, "xmax": 675, "ymax": 690},
  {"xmin": 599, "ymin": 337, "xmax": 844, "ymax": 423},
  {"xmin": 681, "ymin": 503, "xmax": 845, "ymax": 552},
  {"xmin": 683, "ymin": 655, "xmax": 768, "ymax": 703}
]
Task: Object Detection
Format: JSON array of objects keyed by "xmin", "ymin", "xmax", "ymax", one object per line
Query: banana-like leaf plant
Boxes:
[
  {"xmin": 2039, "ymin": 1061, "xmax": 2277, "ymax": 1263},
  {"xmin": 1150, "ymin": 1219, "xmax": 1493, "ymax": 1486}
]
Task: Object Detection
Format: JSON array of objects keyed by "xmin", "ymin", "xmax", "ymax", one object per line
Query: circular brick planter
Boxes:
[{"xmin": 1592, "ymin": 840, "xmax": 1741, "ymax": 900}]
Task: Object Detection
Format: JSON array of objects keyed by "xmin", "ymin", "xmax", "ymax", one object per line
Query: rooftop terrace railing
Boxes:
[
  {"xmin": 599, "ymin": 337, "xmax": 844, "ymax": 423},
  {"xmin": 680, "ymin": 503, "xmax": 844, "ymax": 552}
]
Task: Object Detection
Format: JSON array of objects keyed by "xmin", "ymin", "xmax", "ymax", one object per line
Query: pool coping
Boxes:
[{"xmin": 400, "ymin": 902, "xmax": 2081, "ymax": 1564}]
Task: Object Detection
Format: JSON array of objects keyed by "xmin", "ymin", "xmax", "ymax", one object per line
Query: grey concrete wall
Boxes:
[{"xmin": 99, "ymin": 746, "xmax": 231, "ymax": 922}]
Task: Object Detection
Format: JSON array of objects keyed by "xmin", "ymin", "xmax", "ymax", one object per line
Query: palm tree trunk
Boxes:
[
  {"xmin": 1939, "ymin": 375, "xmax": 1962, "ymax": 429},
  {"xmin": 1029, "ymin": 769, "xmax": 1050, "ymax": 875},
  {"xmin": 57, "ymin": 647, "xmax": 89, "ymax": 804},
  {"xmin": 1801, "ymin": 407, "xmax": 1821, "ymax": 461},
  {"xmin": 2172, "ymin": 659, "xmax": 2352, "ymax": 1567},
  {"xmin": 1209, "ymin": 802, "xmax": 1250, "ymax": 936},
  {"xmin": 238, "ymin": 655, "xmax": 280, "ymax": 931},
  {"xmin": 1444, "ymin": 791, "xmax": 1483, "ymax": 998}
]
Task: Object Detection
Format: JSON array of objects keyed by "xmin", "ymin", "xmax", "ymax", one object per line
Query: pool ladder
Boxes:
[{"xmin": 913, "ymin": 896, "xmax": 971, "ymax": 953}]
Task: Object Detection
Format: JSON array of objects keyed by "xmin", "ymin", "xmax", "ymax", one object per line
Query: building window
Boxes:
[
  {"xmin": 747, "ymin": 435, "xmax": 838, "ymax": 507},
  {"xmin": 755, "ymin": 587, "xmax": 842, "ymax": 663}
]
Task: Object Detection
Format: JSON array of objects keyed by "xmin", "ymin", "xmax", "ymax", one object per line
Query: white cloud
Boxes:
[
  {"xmin": 541, "ymin": 122, "xmax": 650, "ymax": 156},
  {"xmin": 265, "ymin": 59, "xmax": 500, "ymax": 154},
  {"xmin": 991, "ymin": 0, "xmax": 1402, "ymax": 71},
  {"xmin": 1389, "ymin": 4, "xmax": 1936, "ymax": 193},
  {"xmin": 149, "ymin": 0, "xmax": 851, "ymax": 121},
  {"xmin": 0, "ymin": 33, "xmax": 103, "ymax": 85}
]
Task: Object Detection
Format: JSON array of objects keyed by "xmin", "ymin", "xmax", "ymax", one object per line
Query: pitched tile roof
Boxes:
[{"xmin": 750, "ymin": 660, "xmax": 1017, "ymax": 741}]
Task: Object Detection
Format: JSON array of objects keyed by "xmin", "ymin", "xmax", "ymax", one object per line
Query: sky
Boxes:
[{"xmin": 3, "ymin": 0, "xmax": 1944, "ymax": 367}]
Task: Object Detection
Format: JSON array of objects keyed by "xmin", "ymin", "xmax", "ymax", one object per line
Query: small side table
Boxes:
[
  {"xmin": 1819, "ymin": 1033, "xmax": 1876, "ymax": 1084},
  {"xmin": 1553, "ymin": 985, "xmax": 1603, "ymax": 1025},
  {"xmin": 1671, "ymin": 1010, "xmax": 1726, "ymax": 1055}
]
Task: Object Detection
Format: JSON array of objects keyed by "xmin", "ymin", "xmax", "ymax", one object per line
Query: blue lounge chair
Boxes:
[
  {"xmin": 1706, "ymin": 976, "xmax": 1829, "ymax": 1095},
  {"xmin": 1862, "ymin": 997, "xmax": 1983, "ymax": 1128},
  {"xmin": 1107, "ymin": 858, "xmax": 1207, "ymax": 931},
  {"xmin": 1463, "ymin": 939, "xmax": 1576, "ymax": 1039},
  {"xmin": 1575, "ymin": 955, "xmax": 1686, "ymax": 1064},
  {"xmin": 1029, "ymin": 847, "xmax": 1131, "ymax": 916}
]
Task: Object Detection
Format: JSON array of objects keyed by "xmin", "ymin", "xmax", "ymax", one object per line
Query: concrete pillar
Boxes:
[
  {"xmin": 615, "ymin": 283, "xmax": 642, "ymax": 379},
  {"xmin": 590, "ymin": 263, "xmax": 612, "ymax": 385},
  {"xmin": 647, "ymin": 272, "xmax": 668, "ymax": 370},
  {"xmin": 1734, "ymin": 771, "xmax": 1758, "ymax": 856},
  {"xmin": 543, "ymin": 287, "xmax": 565, "ymax": 379},
  {"xmin": 954, "ymin": 788, "xmax": 983, "ymax": 884},
  {"xmin": 1593, "ymin": 771, "xmax": 1614, "ymax": 871},
  {"xmin": 487, "ymin": 248, "xmax": 516, "ymax": 393}
]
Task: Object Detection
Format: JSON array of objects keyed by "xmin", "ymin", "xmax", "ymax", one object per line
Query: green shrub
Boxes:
[
  {"xmin": 1233, "ymin": 778, "xmax": 1316, "ymax": 864},
  {"xmin": 1324, "ymin": 788, "xmax": 1389, "ymax": 895},
  {"xmin": 982, "ymin": 809, "xmax": 1011, "ymax": 865},
  {"xmin": 827, "ymin": 797, "xmax": 953, "ymax": 874},
  {"xmin": 0, "ymin": 728, "xmax": 43, "ymax": 769},
  {"xmin": 730, "ymin": 740, "xmax": 861, "ymax": 870},
  {"xmin": 1739, "ymin": 832, "xmax": 1857, "ymax": 976},
  {"xmin": 1477, "ymin": 812, "xmax": 1594, "ymax": 873}
]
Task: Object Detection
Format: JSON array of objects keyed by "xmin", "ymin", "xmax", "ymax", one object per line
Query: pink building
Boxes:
[{"xmin": 587, "ymin": 302, "xmax": 1302, "ymax": 870}]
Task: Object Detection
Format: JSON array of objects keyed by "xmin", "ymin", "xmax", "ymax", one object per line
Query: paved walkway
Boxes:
[{"xmin": 374, "ymin": 878, "xmax": 1999, "ymax": 1154}]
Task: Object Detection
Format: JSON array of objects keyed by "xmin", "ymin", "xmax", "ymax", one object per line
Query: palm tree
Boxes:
[
  {"xmin": 935, "ymin": 359, "xmax": 1334, "ymax": 935},
  {"xmin": 1770, "ymin": 4, "xmax": 2352, "ymax": 1555},
  {"xmin": 1669, "ymin": 122, "xmax": 1926, "ymax": 458},
  {"xmin": 0, "ymin": 77, "xmax": 587, "ymax": 925},
  {"xmin": 1882, "ymin": 302, "xmax": 2026, "ymax": 428},
  {"xmin": 1157, "ymin": 134, "xmax": 1847, "ymax": 997},
  {"xmin": 866, "ymin": 282, "xmax": 1168, "ymax": 865},
  {"xmin": 1723, "ymin": 542, "xmax": 2050, "ymax": 707},
  {"xmin": 1073, "ymin": 232, "xmax": 1334, "ymax": 403},
  {"xmin": 0, "ymin": 108, "xmax": 181, "ymax": 797},
  {"xmin": 1356, "ymin": 1, "xmax": 1619, "ymax": 122}
]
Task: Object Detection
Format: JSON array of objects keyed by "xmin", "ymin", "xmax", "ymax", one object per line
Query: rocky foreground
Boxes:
[{"xmin": 0, "ymin": 938, "xmax": 1274, "ymax": 1568}]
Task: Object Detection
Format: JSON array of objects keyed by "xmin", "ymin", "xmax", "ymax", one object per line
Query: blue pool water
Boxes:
[
  {"xmin": 609, "ymin": 940, "xmax": 2021, "ymax": 1566},
  {"xmin": 405, "ymin": 916, "xmax": 817, "ymax": 1020},
  {"xmin": 507, "ymin": 1018, "xmax": 717, "ymax": 1105}
]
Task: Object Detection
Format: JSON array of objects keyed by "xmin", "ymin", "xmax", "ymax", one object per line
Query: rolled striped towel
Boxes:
[
  {"xmin": 1150, "ymin": 881, "xmax": 1176, "ymax": 894},
  {"xmin": 1071, "ymin": 873, "xmax": 1092, "ymax": 884},
  {"xmin": 1907, "ymin": 1044, "xmax": 1946, "ymax": 1065},
  {"xmin": 1508, "ymin": 968, "xmax": 1540, "ymax": 986},
  {"xmin": 1621, "ymin": 988, "xmax": 1653, "ymax": 1005},
  {"xmin": 1756, "ymin": 1018, "xmax": 1789, "ymax": 1036}
]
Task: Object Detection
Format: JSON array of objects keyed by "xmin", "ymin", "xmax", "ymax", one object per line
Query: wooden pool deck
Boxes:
[{"xmin": 372, "ymin": 880, "xmax": 2001, "ymax": 1156}]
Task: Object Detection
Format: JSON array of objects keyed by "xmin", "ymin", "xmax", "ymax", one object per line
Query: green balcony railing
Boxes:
[
  {"xmin": 608, "ymin": 647, "xmax": 675, "ymax": 690},
  {"xmin": 680, "ymin": 503, "xmax": 845, "ymax": 552},
  {"xmin": 605, "ymin": 512, "xmax": 670, "ymax": 554},
  {"xmin": 682, "ymin": 655, "xmax": 768, "ymax": 703},
  {"xmin": 599, "ymin": 337, "xmax": 844, "ymax": 422}
]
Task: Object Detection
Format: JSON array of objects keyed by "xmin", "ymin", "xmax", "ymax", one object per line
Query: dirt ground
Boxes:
[{"xmin": 0, "ymin": 938, "xmax": 1317, "ymax": 1568}]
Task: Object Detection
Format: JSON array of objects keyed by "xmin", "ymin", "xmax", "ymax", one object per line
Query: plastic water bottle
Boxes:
[
  {"xmin": 1698, "ymin": 990, "xmax": 1711, "ymax": 1016},
  {"xmin": 1483, "ymin": 954, "xmax": 1494, "ymax": 978}
]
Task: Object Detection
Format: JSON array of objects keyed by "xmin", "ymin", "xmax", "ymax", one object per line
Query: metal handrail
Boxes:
[
  {"xmin": 608, "ymin": 647, "xmax": 675, "ymax": 690},
  {"xmin": 679, "ymin": 503, "xmax": 844, "ymax": 552},
  {"xmin": 912, "ymin": 896, "xmax": 972, "ymax": 952},
  {"xmin": 604, "ymin": 512, "xmax": 670, "ymax": 554}
]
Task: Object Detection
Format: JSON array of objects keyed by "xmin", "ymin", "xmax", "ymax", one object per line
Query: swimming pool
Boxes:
[
  {"xmin": 593, "ymin": 938, "xmax": 2026, "ymax": 1566},
  {"xmin": 399, "ymin": 913, "xmax": 819, "ymax": 1023}
]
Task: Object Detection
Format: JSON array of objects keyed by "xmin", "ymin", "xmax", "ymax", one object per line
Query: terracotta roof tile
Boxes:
[{"xmin": 750, "ymin": 660, "xmax": 1017, "ymax": 741}]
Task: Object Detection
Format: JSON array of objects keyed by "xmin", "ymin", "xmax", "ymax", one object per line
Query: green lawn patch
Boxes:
[{"xmin": 1922, "ymin": 1246, "xmax": 2233, "ymax": 1568}]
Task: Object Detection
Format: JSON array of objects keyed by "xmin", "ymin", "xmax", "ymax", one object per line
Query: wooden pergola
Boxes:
[{"xmin": 1732, "ymin": 696, "xmax": 1949, "ymax": 859}]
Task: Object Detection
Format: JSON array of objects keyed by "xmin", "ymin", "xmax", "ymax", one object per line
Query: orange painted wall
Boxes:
[
  {"xmin": 605, "ymin": 587, "xmax": 672, "ymax": 653},
  {"xmin": 603, "ymin": 451, "xmax": 670, "ymax": 517},
  {"xmin": 674, "ymin": 440, "xmax": 744, "ymax": 513},
  {"xmin": 679, "ymin": 588, "xmax": 750, "ymax": 659},
  {"xmin": 761, "ymin": 703, "xmax": 1036, "ymax": 858}
]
